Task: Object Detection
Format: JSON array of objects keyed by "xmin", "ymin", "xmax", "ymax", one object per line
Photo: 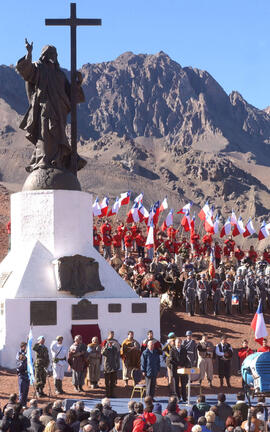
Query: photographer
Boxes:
[
  {"xmin": 101, "ymin": 340, "xmax": 120, "ymax": 398},
  {"xmin": 16, "ymin": 342, "xmax": 30, "ymax": 407}
]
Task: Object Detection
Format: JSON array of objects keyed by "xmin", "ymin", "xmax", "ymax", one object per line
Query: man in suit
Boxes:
[{"xmin": 169, "ymin": 337, "xmax": 190, "ymax": 402}]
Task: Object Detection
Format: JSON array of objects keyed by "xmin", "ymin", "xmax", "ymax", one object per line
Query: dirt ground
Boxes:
[{"xmin": 1, "ymin": 306, "xmax": 269, "ymax": 409}]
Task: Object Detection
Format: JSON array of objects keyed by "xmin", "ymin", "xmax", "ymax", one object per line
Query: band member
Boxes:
[{"xmin": 215, "ymin": 335, "xmax": 233, "ymax": 388}]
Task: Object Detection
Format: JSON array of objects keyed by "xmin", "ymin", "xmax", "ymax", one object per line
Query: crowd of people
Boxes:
[
  {"xmin": 0, "ymin": 391, "xmax": 269, "ymax": 432},
  {"xmin": 93, "ymin": 219, "xmax": 270, "ymax": 315},
  {"xmin": 16, "ymin": 329, "xmax": 270, "ymax": 412}
]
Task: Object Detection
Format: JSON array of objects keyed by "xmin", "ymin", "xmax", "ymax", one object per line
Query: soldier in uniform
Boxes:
[
  {"xmin": 33, "ymin": 336, "xmax": 50, "ymax": 397},
  {"xmin": 245, "ymin": 272, "xmax": 256, "ymax": 313},
  {"xmin": 221, "ymin": 274, "xmax": 233, "ymax": 315},
  {"xmin": 256, "ymin": 274, "xmax": 267, "ymax": 312},
  {"xmin": 215, "ymin": 335, "xmax": 233, "ymax": 388},
  {"xmin": 50, "ymin": 336, "xmax": 68, "ymax": 395},
  {"xmin": 197, "ymin": 335, "xmax": 215, "ymax": 387},
  {"xmin": 162, "ymin": 332, "xmax": 176, "ymax": 395},
  {"xmin": 233, "ymin": 274, "xmax": 246, "ymax": 314},
  {"xmin": 183, "ymin": 272, "xmax": 196, "ymax": 316},
  {"xmin": 182, "ymin": 330, "xmax": 197, "ymax": 367},
  {"xmin": 211, "ymin": 278, "xmax": 222, "ymax": 316},
  {"xmin": 197, "ymin": 274, "xmax": 208, "ymax": 315},
  {"xmin": 16, "ymin": 342, "xmax": 30, "ymax": 407}
]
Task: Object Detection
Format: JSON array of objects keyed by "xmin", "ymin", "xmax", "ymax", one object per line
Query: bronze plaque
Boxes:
[
  {"xmin": 55, "ymin": 255, "xmax": 104, "ymax": 297},
  {"xmin": 72, "ymin": 299, "xmax": 98, "ymax": 320},
  {"xmin": 108, "ymin": 303, "xmax": 121, "ymax": 313},
  {"xmin": 132, "ymin": 303, "xmax": 147, "ymax": 313},
  {"xmin": 30, "ymin": 301, "xmax": 57, "ymax": 326}
]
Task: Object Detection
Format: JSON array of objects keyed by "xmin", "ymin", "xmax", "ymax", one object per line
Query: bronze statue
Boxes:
[{"xmin": 16, "ymin": 39, "xmax": 86, "ymax": 191}]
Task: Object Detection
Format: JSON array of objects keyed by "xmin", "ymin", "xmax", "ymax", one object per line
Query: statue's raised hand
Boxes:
[{"xmin": 25, "ymin": 38, "xmax": 33, "ymax": 54}]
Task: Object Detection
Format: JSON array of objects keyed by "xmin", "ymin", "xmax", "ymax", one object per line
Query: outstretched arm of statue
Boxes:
[{"xmin": 25, "ymin": 38, "xmax": 33, "ymax": 61}]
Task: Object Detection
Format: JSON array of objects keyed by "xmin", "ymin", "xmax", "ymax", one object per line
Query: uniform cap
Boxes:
[
  {"xmin": 37, "ymin": 336, "xmax": 45, "ymax": 342},
  {"xmin": 186, "ymin": 330, "xmax": 192, "ymax": 336},
  {"xmin": 168, "ymin": 332, "xmax": 175, "ymax": 338}
]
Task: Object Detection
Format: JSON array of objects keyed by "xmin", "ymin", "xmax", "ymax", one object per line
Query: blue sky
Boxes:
[{"xmin": 2, "ymin": 0, "xmax": 270, "ymax": 109}]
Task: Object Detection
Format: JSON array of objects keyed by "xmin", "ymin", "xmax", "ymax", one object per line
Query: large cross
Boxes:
[{"xmin": 45, "ymin": 3, "xmax": 102, "ymax": 176}]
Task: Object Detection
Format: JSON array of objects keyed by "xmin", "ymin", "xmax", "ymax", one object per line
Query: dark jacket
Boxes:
[
  {"xmin": 232, "ymin": 401, "xmax": 248, "ymax": 421},
  {"xmin": 166, "ymin": 413, "xmax": 187, "ymax": 432},
  {"xmin": 216, "ymin": 402, "xmax": 233, "ymax": 427},
  {"xmin": 169, "ymin": 347, "xmax": 190, "ymax": 374},
  {"xmin": 102, "ymin": 345, "xmax": 119, "ymax": 373},
  {"xmin": 191, "ymin": 402, "xmax": 211, "ymax": 423},
  {"xmin": 103, "ymin": 406, "xmax": 117, "ymax": 430},
  {"xmin": 122, "ymin": 412, "xmax": 136, "ymax": 432},
  {"xmin": 141, "ymin": 349, "xmax": 160, "ymax": 377}
]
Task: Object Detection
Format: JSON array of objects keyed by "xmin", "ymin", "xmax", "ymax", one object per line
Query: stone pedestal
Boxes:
[{"xmin": 0, "ymin": 190, "xmax": 160, "ymax": 367}]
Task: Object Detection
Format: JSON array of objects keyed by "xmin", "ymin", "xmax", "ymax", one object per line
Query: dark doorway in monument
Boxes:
[{"xmin": 71, "ymin": 324, "xmax": 101, "ymax": 344}]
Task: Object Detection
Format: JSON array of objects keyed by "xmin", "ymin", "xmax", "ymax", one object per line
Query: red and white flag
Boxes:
[
  {"xmin": 204, "ymin": 213, "xmax": 214, "ymax": 234},
  {"xmin": 181, "ymin": 211, "xmax": 191, "ymax": 232},
  {"xmin": 258, "ymin": 221, "xmax": 270, "ymax": 241},
  {"xmin": 159, "ymin": 197, "xmax": 168, "ymax": 212},
  {"xmin": 220, "ymin": 218, "xmax": 231, "ymax": 238},
  {"xmin": 232, "ymin": 217, "xmax": 245, "ymax": 237},
  {"xmin": 138, "ymin": 203, "xmax": 149, "ymax": 221},
  {"xmin": 98, "ymin": 197, "xmax": 109, "ymax": 218},
  {"xmin": 251, "ymin": 300, "xmax": 268, "ymax": 345},
  {"xmin": 92, "ymin": 197, "xmax": 102, "ymax": 217},
  {"xmin": 134, "ymin": 192, "xmax": 144, "ymax": 203},
  {"xmin": 198, "ymin": 201, "xmax": 210, "ymax": 221},
  {"xmin": 145, "ymin": 221, "xmax": 154, "ymax": 249},
  {"xmin": 177, "ymin": 201, "xmax": 193, "ymax": 215},
  {"xmin": 120, "ymin": 191, "xmax": 131, "ymax": 206},
  {"xmin": 243, "ymin": 219, "xmax": 256, "ymax": 238},
  {"xmin": 107, "ymin": 197, "xmax": 120, "ymax": 217},
  {"xmin": 161, "ymin": 209, "xmax": 173, "ymax": 232},
  {"xmin": 126, "ymin": 202, "xmax": 140, "ymax": 223}
]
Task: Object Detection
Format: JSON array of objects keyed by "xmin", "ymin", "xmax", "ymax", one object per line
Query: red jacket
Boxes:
[
  {"xmin": 117, "ymin": 224, "xmax": 127, "ymax": 238},
  {"xmin": 202, "ymin": 234, "xmax": 213, "ymax": 245},
  {"xmin": 101, "ymin": 223, "xmax": 111, "ymax": 236},
  {"xmin": 102, "ymin": 233, "xmax": 112, "ymax": 246},
  {"xmin": 112, "ymin": 233, "xmax": 122, "ymax": 248},
  {"xmin": 135, "ymin": 233, "xmax": 146, "ymax": 247},
  {"xmin": 132, "ymin": 413, "xmax": 156, "ymax": 432},
  {"xmin": 249, "ymin": 250, "xmax": 258, "ymax": 263},
  {"xmin": 238, "ymin": 347, "xmax": 254, "ymax": 366},
  {"xmin": 131, "ymin": 225, "xmax": 139, "ymax": 238},
  {"xmin": 215, "ymin": 245, "xmax": 222, "ymax": 259},
  {"xmin": 93, "ymin": 233, "xmax": 101, "ymax": 247},
  {"xmin": 223, "ymin": 246, "xmax": 231, "ymax": 257},
  {"xmin": 257, "ymin": 346, "xmax": 270, "ymax": 352},
  {"xmin": 167, "ymin": 226, "xmax": 177, "ymax": 239},
  {"xmin": 235, "ymin": 248, "xmax": 245, "ymax": 261},
  {"xmin": 263, "ymin": 251, "xmax": 270, "ymax": 264},
  {"xmin": 124, "ymin": 234, "xmax": 133, "ymax": 247},
  {"xmin": 165, "ymin": 240, "xmax": 174, "ymax": 254}
]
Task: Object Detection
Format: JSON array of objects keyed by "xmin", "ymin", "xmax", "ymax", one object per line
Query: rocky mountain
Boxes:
[{"xmin": 0, "ymin": 51, "xmax": 270, "ymax": 238}]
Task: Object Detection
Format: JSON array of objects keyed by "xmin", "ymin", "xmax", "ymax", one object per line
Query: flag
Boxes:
[
  {"xmin": 258, "ymin": 220, "xmax": 270, "ymax": 241},
  {"xmin": 243, "ymin": 218, "xmax": 256, "ymax": 238},
  {"xmin": 230, "ymin": 210, "xmax": 237, "ymax": 225},
  {"xmin": 134, "ymin": 192, "xmax": 144, "ymax": 203},
  {"xmin": 213, "ymin": 216, "xmax": 220, "ymax": 234},
  {"xmin": 177, "ymin": 201, "xmax": 193, "ymax": 215},
  {"xmin": 92, "ymin": 197, "xmax": 102, "ymax": 217},
  {"xmin": 220, "ymin": 218, "xmax": 231, "ymax": 238},
  {"xmin": 26, "ymin": 327, "xmax": 35, "ymax": 384},
  {"xmin": 251, "ymin": 300, "xmax": 268, "ymax": 345},
  {"xmin": 138, "ymin": 203, "xmax": 149, "ymax": 221},
  {"xmin": 181, "ymin": 211, "xmax": 191, "ymax": 232},
  {"xmin": 159, "ymin": 197, "xmax": 168, "ymax": 212},
  {"xmin": 126, "ymin": 202, "xmax": 140, "ymax": 223},
  {"xmin": 204, "ymin": 213, "xmax": 215, "ymax": 234},
  {"xmin": 145, "ymin": 221, "xmax": 154, "ymax": 249},
  {"xmin": 232, "ymin": 217, "xmax": 245, "ymax": 237},
  {"xmin": 98, "ymin": 197, "xmax": 109, "ymax": 218},
  {"xmin": 161, "ymin": 209, "xmax": 174, "ymax": 231},
  {"xmin": 120, "ymin": 191, "xmax": 131, "ymax": 206},
  {"xmin": 107, "ymin": 197, "xmax": 120, "ymax": 217},
  {"xmin": 152, "ymin": 201, "xmax": 160, "ymax": 225},
  {"xmin": 190, "ymin": 214, "xmax": 195, "ymax": 233},
  {"xmin": 209, "ymin": 247, "xmax": 215, "ymax": 278},
  {"xmin": 198, "ymin": 201, "xmax": 210, "ymax": 221}
]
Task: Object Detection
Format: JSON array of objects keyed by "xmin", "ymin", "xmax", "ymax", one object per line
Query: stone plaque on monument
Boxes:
[
  {"xmin": 53, "ymin": 255, "xmax": 104, "ymax": 297},
  {"xmin": 132, "ymin": 303, "xmax": 147, "ymax": 313},
  {"xmin": 72, "ymin": 299, "xmax": 98, "ymax": 320},
  {"xmin": 30, "ymin": 301, "xmax": 57, "ymax": 325}
]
